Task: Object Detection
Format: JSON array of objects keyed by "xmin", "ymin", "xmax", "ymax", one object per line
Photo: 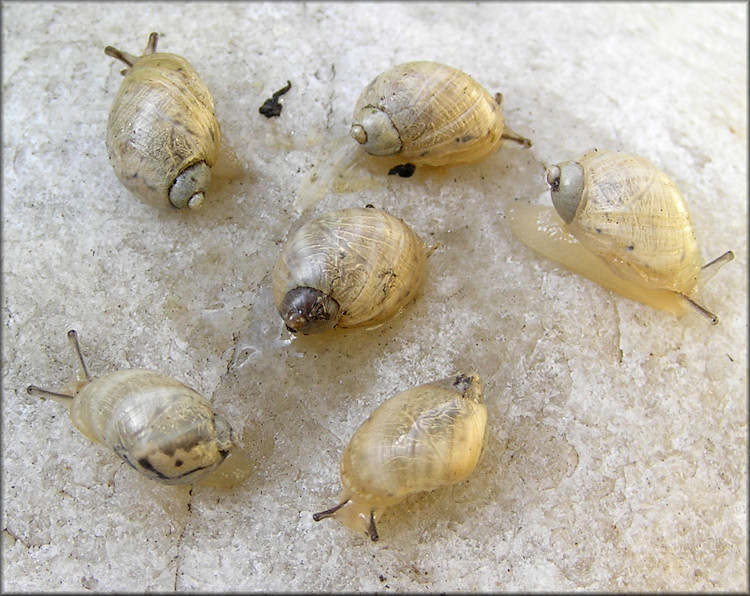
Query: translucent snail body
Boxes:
[
  {"xmin": 510, "ymin": 150, "xmax": 733, "ymax": 323},
  {"xmin": 27, "ymin": 330, "xmax": 249, "ymax": 486},
  {"xmin": 313, "ymin": 372, "xmax": 487, "ymax": 541},
  {"xmin": 105, "ymin": 32, "xmax": 222, "ymax": 209}
]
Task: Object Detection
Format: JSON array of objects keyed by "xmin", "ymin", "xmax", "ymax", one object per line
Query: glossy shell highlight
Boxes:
[
  {"xmin": 313, "ymin": 372, "xmax": 487, "ymax": 541},
  {"xmin": 510, "ymin": 150, "xmax": 733, "ymax": 323},
  {"xmin": 105, "ymin": 33, "xmax": 221, "ymax": 209},
  {"xmin": 272, "ymin": 207, "xmax": 428, "ymax": 334},
  {"xmin": 26, "ymin": 330, "xmax": 246, "ymax": 486},
  {"xmin": 351, "ymin": 61, "xmax": 505, "ymax": 167}
]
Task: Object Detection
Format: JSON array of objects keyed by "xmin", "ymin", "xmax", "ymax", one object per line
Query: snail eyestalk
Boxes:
[
  {"xmin": 700, "ymin": 251, "xmax": 734, "ymax": 283},
  {"xmin": 678, "ymin": 293, "xmax": 719, "ymax": 325},
  {"xmin": 312, "ymin": 497, "xmax": 380, "ymax": 541},
  {"xmin": 27, "ymin": 385, "xmax": 74, "ymax": 401},
  {"xmin": 104, "ymin": 32, "xmax": 158, "ymax": 72},
  {"xmin": 368, "ymin": 512, "xmax": 379, "ymax": 542},
  {"xmin": 143, "ymin": 32, "xmax": 159, "ymax": 55},
  {"xmin": 312, "ymin": 499, "xmax": 350, "ymax": 521},
  {"xmin": 28, "ymin": 329, "xmax": 93, "ymax": 403},
  {"xmin": 104, "ymin": 45, "xmax": 139, "ymax": 69},
  {"xmin": 500, "ymin": 127, "xmax": 532, "ymax": 147},
  {"xmin": 67, "ymin": 329, "xmax": 92, "ymax": 382}
]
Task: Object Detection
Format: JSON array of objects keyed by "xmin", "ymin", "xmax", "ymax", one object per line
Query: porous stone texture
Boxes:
[{"xmin": 2, "ymin": 2, "xmax": 747, "ymax": 592}]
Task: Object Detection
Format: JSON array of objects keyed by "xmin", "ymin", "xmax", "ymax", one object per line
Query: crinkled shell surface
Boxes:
[
  {"xmin": 106, "ymin": 52, "xmax": 221, "ymax": 206},
  {"xmin": 340, "ymin": 373, "xmax": 487, "ymax": 507},
  {"xmin": 568, "ymin": 150, "xmax": 702, "ymax": 294},
  {"xmin": 352, "ymin": 61, "xmax": 504, "ymax": 166},
  {"xmin": 70, "ymin": 369, "xmax": 230, "ymax": 484},
  {"xmin": 272, "ymin": 207, "xmax": 427, "ymax": 329}
]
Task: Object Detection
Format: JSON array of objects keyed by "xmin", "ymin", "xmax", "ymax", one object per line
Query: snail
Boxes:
[
  {"xmin": 509, "ymin": 149, "xmax": 734, "ymax": 323},
  {"xmin": 27, "ymin": 330, "xmax": 250, "ymax": 486},
  {"xmin": 350, "ymin": 60, "xmax": 530, "ymax": 166},
  {"xmin": 272, "ymin": 206, "xmax": 430, "ymax": 334},
  {"xmin": 105, "ymin": 32, "xmax": 222, "ymax": 209},
  {"xmin": 295, "ymin": 61, "xmax": 530, "ymax": 211},
  {"xmin": 313, "ymin": 372, "xmax": 487, "ymax": 541}
]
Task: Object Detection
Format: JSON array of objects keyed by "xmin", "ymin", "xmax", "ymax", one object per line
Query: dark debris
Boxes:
[
  {"xmin": 388, "ymin": 163, "xmax": 416, "ymax": 178},
  {"xmin": 259, "ymin": 80, "xmax": 292, "ymax": 118}
]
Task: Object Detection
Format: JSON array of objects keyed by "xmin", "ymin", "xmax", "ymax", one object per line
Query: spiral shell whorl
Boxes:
[
  {"xmin": 340, "ymin": 373, "xmax": 486, "ymax": 506},
  {"xmin": 71, "ymin": 369, "xmax": 232, "ymax": 484},
  {"xmin": 272, "ymin": 207, "xmax": 427, "ymax": 333},
  {"xmin": 351, "ymin": 61, "xmax": 505, "ymax": 166},
  {"xmin": 106, "ymin": 47, "xmax": 221, "ymax": 209},
  {"xmin": 314, "ymin": 373, "xmax": 486, "ymax": 540},
  {"xmin": 565, "ymin": 150, "xmax": 702, "ymax": 295}
]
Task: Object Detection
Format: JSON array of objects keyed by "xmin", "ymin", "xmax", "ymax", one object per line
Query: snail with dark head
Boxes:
[
  {"xmin": 27, "ymin": 330, "xmax": 250, "ymax": 486},
  {"xmin": 272, "ymin": 207, "xmax": 429, "ymax": 335}
]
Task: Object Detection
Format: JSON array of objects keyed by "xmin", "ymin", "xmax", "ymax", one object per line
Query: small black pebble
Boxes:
[{"xmin": 388, "ymin": 163, "xmax": 416, "ymax": 178}]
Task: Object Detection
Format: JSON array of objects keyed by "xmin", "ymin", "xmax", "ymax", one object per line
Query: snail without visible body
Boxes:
[
  {"xmin": 295, "ymin": 61, "xmax": 530, "ymax": 211},
  {"xmin": 313, "ymin": 372, "xmax": 487, "ymax": 541},
  {"xmin": 509, "ymin": 149, "xmax": 734, "ymax": 323},
  {"xmin": 272, "ymin": 207, "xmax": 429, "ymax": 334},
  {"xmin": 27, "ymin": 330, "xmax": 249, "ymax": 486},
  {"xmin": 105, "ymin": 32, "xmax": 222, "ymax": 209}
]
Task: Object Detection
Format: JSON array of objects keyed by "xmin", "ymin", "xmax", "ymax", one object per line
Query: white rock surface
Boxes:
[{"xmin": 2, "ymin": 2, "xmax": 746, "ymax": 592}]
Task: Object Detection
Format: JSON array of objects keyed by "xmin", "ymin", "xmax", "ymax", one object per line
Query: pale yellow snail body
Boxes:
[
  {"xmin": 27, "ymin": 330, "xmax": 249, "ymax": 486},
  {"xmin": 509, "ymin": 150, "xmax": 733, "ymax": 323},
  {"xmin": 272, "ymin": 207, "xmax": 428, "ymax": 334},
  {"xmin": 105, "ymin": 32, "xmax": 221, "ymax": 209},
  {"xmin": 313, "ymin": 373, "xmax": 487, "ymax": 541}
]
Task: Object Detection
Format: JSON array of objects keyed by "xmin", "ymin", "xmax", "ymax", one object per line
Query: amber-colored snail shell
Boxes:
[
  {"xmin": 510, "ymin": 149, "xmax": 733, "ymax": 323},
  {"xmin": 312, "ymin": 372, "xmax": 487, "ymax": 541},
  {"xmin": 351, "ymin": 61, "xmax": 529, "ymax": 167},
  {"xmin": 27, "ymin": 330, "xmax": 250, "ymax": 486},
  {"xmin": 272, "ymin": 206, "xmax": 428, "ymax": 334},
  {"xmin": 105, "ymin": 32, "xmax": 221, "ymax": 209}
]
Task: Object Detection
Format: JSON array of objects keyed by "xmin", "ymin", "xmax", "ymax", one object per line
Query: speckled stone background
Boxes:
[{"xmin": 2, "ymin": 2, "xmax": 747, "ymax": 592}]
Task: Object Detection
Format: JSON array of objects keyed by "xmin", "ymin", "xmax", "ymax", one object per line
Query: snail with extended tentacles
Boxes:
[
  {"xmin": 105, "ymin": 32, "xmax": 223, "ymax": 209},
  {"xmin": 313, "ymin": 372, "xmax": 487, "ymax": 541},
  {"xmin": 27, "ymin": 330, "xmax": 250, "ymax": 486},
  {"xmin": 295, "ymin": 61, "xmax": 530, "ymax": 211},
  {"xmin": 510, "ymin": 149, "xmax": 734, "ymax": 323},
  {"xmin": 350, "ymin": 61, "xmax": 530, "ymax": 167}
]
